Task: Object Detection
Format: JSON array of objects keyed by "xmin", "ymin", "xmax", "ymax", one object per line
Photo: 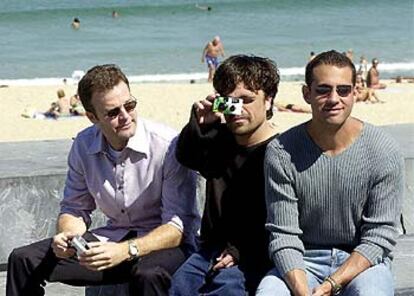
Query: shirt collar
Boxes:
[
  {"xmin": 126, "ymin": 119, "xmax": 150, "ymax": 156},
  {"xmin": 87, "ymin": 119, "xmax": 150, "ymax": 156}
]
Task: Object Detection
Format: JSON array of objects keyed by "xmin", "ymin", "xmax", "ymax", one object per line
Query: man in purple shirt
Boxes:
[{"xmin": 6, "ymin": 64, "xmax": 199, "ymax": 296}]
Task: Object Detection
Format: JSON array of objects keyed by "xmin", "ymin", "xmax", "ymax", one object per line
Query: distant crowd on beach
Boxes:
[
  {"xmin": 311, "ymin": 49, "xmax": 387, "ymax": 104},
  {"xmin": 22, "ymin": 89, "xmax": 85, "ymax": 120}
]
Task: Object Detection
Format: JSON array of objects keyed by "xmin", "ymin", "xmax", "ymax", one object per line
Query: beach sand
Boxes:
[{"xmin": 0, "ymin": 80, "xmax": 413, "ymax": 143}]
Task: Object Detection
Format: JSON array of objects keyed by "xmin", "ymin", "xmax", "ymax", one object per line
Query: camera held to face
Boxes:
[{"xmin": 212, "ymin": 96, "xmax": 243, "ymax": 115}]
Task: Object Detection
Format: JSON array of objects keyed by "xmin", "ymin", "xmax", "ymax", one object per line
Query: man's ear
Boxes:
[
  {"xmin": 86, "ymin": 111, "xmax": 98, "ymax": 123},
  {"xmin": 265, "ymin": 96, "xmax": 272, "ymax": 111},
  {"xmin": 352, "ymin": 86, "xmax": 357, "ymax": 101},
  {"xmin": 302, "ymin": 85, "xmax": 311, "ymax": 104}
]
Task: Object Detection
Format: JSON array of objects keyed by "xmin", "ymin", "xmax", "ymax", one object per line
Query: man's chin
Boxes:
[{"xmin": 117, "ymin": 125, "xmax": 136, "ymax": 139}]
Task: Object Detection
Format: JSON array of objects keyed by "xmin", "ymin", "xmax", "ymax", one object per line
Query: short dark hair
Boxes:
[
  {"xmin": 213, "ymin": 55, "xmax": 280, "ymax": 119},
  {"xmin": 305, "ymin": 50, "xmax": 356, "ymax": 87},
  {"xmin": 78, "ymin": 64, "xmax": 129, "ymax": 114}
]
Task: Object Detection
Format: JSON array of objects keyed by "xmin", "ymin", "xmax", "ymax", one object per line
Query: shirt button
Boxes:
[
  {"xmin": 121, "ymin": 209, "xmax": 125, "ymax": 213},
  {"xmin": 121, "ymin": 162, "xmax": 125, "ymax": 167},
  {"xmin": 118, "ymin": 185, "xmax": 123, "ymax": 190}
]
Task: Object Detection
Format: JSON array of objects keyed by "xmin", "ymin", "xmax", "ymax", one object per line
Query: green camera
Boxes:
[{"xmin": 212, "ymin": 96, "xmax": 243, "ymax": 115}]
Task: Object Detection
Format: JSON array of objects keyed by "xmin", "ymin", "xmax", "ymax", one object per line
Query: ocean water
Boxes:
[{"xmin": 0, "ymin": 0, "xmax": 413, "ymax": 84}]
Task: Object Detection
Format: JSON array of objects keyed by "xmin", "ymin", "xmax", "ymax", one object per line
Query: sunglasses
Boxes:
[
  {"xmin": 314, "ymin": 85, "xmax": 353, "ymax": 97},
  {"xmin": 104, "ymin": 96, "xmax": 137, "ymax": 118}
]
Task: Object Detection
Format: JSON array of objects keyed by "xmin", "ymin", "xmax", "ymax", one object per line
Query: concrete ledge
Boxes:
[{"xmin": 0, "ymin": 124, "xmax": 413, "ymax": 294}]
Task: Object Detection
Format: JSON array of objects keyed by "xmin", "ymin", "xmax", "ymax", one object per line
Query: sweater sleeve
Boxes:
[
  {"xmin": 264, "ymin": 140, "xmax": 305, "ymax": 276},
  {"xmin": 175, "ymin": 106, "xmax": 237, "ymax": 178},
  {"xmin": 355, "ymin": 147, "xmax": 405, "ymax": 264}
]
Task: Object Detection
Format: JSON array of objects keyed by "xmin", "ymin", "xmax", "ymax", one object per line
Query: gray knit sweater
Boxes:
[{"xmin": 264, "ymin": 122, "xmax": 404, "ymax": 276}]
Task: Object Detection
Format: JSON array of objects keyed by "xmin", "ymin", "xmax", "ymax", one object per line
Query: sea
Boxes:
[{"xmin": 1, "ymin": 0, "xmax": 413, "ymax": 85}]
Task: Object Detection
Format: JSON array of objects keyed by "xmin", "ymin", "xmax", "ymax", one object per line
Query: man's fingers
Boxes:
[
  {"xmin": 81, "ymin": 259, "xmax": 109, "ymax": 271},
  {"xmin": 213, "ymin": 254, "xmax": 234, "ymax": 270}
]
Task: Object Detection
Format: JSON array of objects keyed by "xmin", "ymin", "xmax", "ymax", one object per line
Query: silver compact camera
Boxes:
[
  {"xmin": 70, "ymin": 235, "xmax": 89, "ymax": 256},
  {"xmin": 212, "ymin": 96, "xmax": 243, "ymax": 115}
]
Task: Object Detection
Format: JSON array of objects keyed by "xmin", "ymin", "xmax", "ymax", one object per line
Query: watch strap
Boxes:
[
  {"xmin": 324, "ymin": 275, "xmax": 342, "ymax": 295},
  {"xmin": 127, "ymin": 239, "xmax": 139, "ymax": 261}
]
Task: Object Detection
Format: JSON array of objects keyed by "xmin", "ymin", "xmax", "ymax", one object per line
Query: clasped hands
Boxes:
[{"xmin": 52, "ymin": 232, "xmax": 128, "ymax": 271}]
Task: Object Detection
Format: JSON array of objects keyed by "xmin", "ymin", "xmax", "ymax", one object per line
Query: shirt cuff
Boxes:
[
  {"xmin": 272, "ymin": 248, "xmax": 306, "ymax": 276},
  {"xmin": 167, "ymin": 215, "xmax": 184, "ymax": 233}
]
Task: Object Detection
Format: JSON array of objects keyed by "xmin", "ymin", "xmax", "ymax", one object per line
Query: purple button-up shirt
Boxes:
[{"xmin": 60, "ymin": 118, "xmax": 199, "ymax": 246}]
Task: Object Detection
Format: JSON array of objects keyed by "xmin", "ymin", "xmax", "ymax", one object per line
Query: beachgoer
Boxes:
[
  {"xmin": 201, "ymin": 36, "xmax": 225, "ymax": 82},
  {"xmin": 309, "ymin": 51, "xmax": 316, "ymax": 62},
  {"xmin": 275, "ymin": 101, "xmax": 311, "ymax": 113},
  {"xmin": 112, "ymin": 10, "xmax": 119, "ymax": 18},
  {"xmin": 355, "ymin": 73, "xmax": 383, "ymax": 103},
  {"xmin": 7, "ymin": 64, "xmax": 200, "ymax": 296},
  {"xmin": 367, "ymin": 58, "xmax": 387, "ymax": 89},
  {"xmin": 345, "ymin": 48, "xmax": 354, "ymax": 62},
  {"xmin": 195, "ymin": 4, "xmax": 212, "ymax": 11},
  {"xmin": 44, "ymin": 89, "xmax": 71, "ymax": 118},
  {"xmin": 170, "ymin": 55, "xmax": 280, "ymax": 295},
  {"xmin": 70, "ymin": 94, "xmax": 86, "ymax": 115},
  {"xmin": 72, "ymin": 70, "xmax": 85, "ymax": 84},
  {"xmin": 256, "ymin": 50, "xmax": 404, "ymax": 296},
  {"xmin": 358, "ymin": 55, "xmax": 368, "ymax": 82},
  {"xmin": 71, "ymin": 17, "xmax": 80, "ymax": 30}
]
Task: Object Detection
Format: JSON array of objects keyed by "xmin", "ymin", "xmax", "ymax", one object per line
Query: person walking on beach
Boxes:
[
  {"xmin": 256, "ymin": 50, "xmax": 404, "ymax": 296},
  {"xmin": 201, "ymin": 36, "xmax": 225, "ymax": 82},
  {"xmin": 358, "ymin": 55, "xmax": 368, "ymax": 82},
  {"xmin": 367, "ymin": 58, "xmax": 387, "ymax": 89},
  {"xmin": 6, "ymin": 64, "xmax": 200, "ymax": 296},
  {"xmin": 170, "ymin": 55, "xmax": 280, "ymax": 295}
]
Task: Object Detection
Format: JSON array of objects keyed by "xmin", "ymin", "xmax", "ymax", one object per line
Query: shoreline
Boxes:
[
  {"xmin": 1, "ymin": 80, "xmax": 413, "ymax": 143},
  {"xmin": 1, "ymin": 62, "xmax": 414, "ymax": 86}
]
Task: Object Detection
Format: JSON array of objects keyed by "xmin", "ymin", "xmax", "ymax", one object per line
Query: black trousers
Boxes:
[{"xmin": 6, "ymin": 232, "xmax": 189, "ymax": 296}]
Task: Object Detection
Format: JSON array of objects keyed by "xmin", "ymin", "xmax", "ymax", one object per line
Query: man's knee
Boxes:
[
  {"xmin": 134, "ymin": 266, "xmax": 171, "ymax": 282},
  {"xmin": 8, "ymin": 246, "xmax": 31, "ymax": 266},
  {"xmin": 344, "ymin": 264, "xmax": 393, "ymax": 296},
  {"xmin": 130, "ymin": 265, "xmax": 172, "ymax": 294},
  {"xmin": 256, "ymin": 269, "xmax": 290, "ymax": 296}
]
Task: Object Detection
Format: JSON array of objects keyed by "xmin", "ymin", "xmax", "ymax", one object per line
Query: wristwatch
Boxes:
[
  {"xmin": 324, "ymin": 276, "xmax": 342, "ymax": 295},
  {"xmin": 127, "ymin": 239, "xmax": 139, "ymax": 261}
]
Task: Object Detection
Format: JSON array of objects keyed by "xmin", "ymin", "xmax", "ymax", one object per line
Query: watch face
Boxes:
[{"xmin": 129, "ymin": 241, "xmax": 138, "ymax": 257}]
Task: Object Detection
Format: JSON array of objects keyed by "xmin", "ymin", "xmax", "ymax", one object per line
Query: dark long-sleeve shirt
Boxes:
[{"xmin": 176, "ymin": 108, "xmax": 277, "ymax": 290}]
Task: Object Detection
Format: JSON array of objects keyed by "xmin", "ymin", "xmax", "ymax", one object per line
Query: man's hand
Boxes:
[
  {"xmin": 78, "ymin": 241, "xmax": 129, "ymax": 271},
  {"xmin": 212, "ymin": 252, "xmax": 235, "ymax": 270},
  {"xmin": 52, "ymin": 232, "xmax": 77, "ymax": 259},
  {"xmin": 194, "ymin": 95, "xmax": 225, "ymax": 125},
  {"xmin": 312, "ymin": 281, "xmax": 332, "ymax": 296}
]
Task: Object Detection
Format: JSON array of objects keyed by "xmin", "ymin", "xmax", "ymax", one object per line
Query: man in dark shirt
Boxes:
[{"xmin": 170, "ymin": 55, "xmax": 280, "ymax": 295}]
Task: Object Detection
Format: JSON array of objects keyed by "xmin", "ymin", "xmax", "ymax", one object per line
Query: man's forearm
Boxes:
[
  {"xmin": 284, "ymin": 269, "xmax": 310, "ymax": 296},
  {"xmin": 132, "ymin": 224, "xmax": 182, "ymax": 257},
  {"xmin": 57, "ymin": 213, "xmax": 87, "ymax": 235},
  {"xmin": 328, "ymin": 251, "xmax": 371, "ymax": 288}
]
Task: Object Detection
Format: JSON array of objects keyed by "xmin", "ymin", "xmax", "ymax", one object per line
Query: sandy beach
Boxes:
[{"xmin": 0, "ymin": 80, "xmax": 413, "ymax": 143}]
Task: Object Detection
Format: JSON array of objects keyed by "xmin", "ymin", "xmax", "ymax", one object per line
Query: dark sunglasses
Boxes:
[
  {"xmin": 104, "ymin": 96, "xmax": 137, "ymax": 118},
  {"xmin": 314, "ymin": 85, "xmax": 353, "ymax": 97}
]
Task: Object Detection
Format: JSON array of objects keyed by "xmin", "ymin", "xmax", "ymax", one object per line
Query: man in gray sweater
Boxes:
[{"xmin": 256, "ymin": 50, "xmax": 404, "ymax": 296}]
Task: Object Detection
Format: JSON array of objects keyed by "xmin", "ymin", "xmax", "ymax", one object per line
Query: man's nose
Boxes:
[
  {"xmin": 118, "ymin": 106, "xmax": 131, "ymax": 120},
  {"xmin": 327, "ymin": 88, "xmax": 340, "ymax": 102}
]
